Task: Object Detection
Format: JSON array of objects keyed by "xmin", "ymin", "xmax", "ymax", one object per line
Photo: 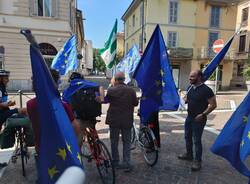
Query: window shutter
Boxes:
[
  {"xmin": 51, "ymin": 0, "xmax": 59, "ymax": 18},
  {"xmin": 29, "ymin": 0, "xmax": 38, "ymax": 16}
]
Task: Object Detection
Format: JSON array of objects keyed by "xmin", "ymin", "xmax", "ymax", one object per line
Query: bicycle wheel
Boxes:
[
  {"xmin": 81, "ymin": 141, "xmax": 92, "ymax": 159},
  {"xmin": 95, "ymin": 140, "xmax": 115, "ymax": 184},
  {"xmin": 131, "ymin": 126, "xmax": 136, "ymax": 144},
  {"xmin": 139, "ymin": 127, "xmax": 158, "ymax": 167},
  {"xmin": 19, "ymin": 129, "xmax": 26, "ymax": 177}
]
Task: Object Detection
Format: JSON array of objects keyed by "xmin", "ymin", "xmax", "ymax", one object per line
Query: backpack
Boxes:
[{"xmin": 71, "ymin": 87, "xmax": 102, "ymax": 120}]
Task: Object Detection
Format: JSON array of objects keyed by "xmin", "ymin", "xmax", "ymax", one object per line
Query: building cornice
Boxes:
[{"xmin": 121, "ymin": 0, "xmax": 141, "ymax": 21}]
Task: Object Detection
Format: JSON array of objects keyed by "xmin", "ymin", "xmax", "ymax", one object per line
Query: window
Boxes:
[
  {"xmin": 239, "ymin": 35, "xmax": 246, "ymax": 52},
  {"xmin": 140, "ymin": 3, "xmax": 144, "ymax": 26},
  {"xmin": 0, "ymin": 46, "xmax": 4, "ymax": 69},
  {"xmin": 208, "ymin": 32, "xmax": 219, "ymax": 57},
  {"xmin": 242, "ymin": 7, "xmax": 249, "ymax": 26},
  {"xmin": 237, "ymin": 63, "xmax": 244, "ymax": 77},
  {"xmin": 167, "ymin": 32, "xmax": 177, "ymax": 48},
  {"xmin": 126, "ymin": 21, "xmax": 129, "ymax": 37},
  {"xmin": 210, "ymin": 6, "xmax": 220, "ymax": 28},
  {"xmin": 132, "ymin": 15, "xmax": 135, "ymax": 27},
  {"xmin": 30, "ymin": 0, "xmax": 56, "ymax": 17},
  {"xmin": 169, "ymin": 1, "xmax": 178, "ymax": 24}
]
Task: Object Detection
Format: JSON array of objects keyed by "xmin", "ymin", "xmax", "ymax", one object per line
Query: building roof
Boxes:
[{"xmin": 121, "ymin": 0, "xmax": 141, "ymax": 21}]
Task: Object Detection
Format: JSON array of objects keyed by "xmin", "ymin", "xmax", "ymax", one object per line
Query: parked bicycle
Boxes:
[
  {"xmin": 81, "ymin": 123, "xmax": 115, "ymax": 184},
  {"xmin": 131, "ymin": 121, "xmax": 158, "ymax": 166}
]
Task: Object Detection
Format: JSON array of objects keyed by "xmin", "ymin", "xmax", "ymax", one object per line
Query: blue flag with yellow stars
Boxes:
[
  {"xmin": 133, "ymin": 25, "xmax": 179, "ymax": 123},
  {"xmin": 203, "ymin": 34, "xmax": 235, "ymax": 81},
  {"xmin": 211, "ymin": 92, "xmax": 250, "ymax": 182},
  {"xmin": 51, "ymin": 35, "xmax": 78, "ymax": 75},
  {"xmin": 62, "ymin": 79, "xmax": 99, "ymax": 103},
  {"xmin": 116, "ymin": 44, "xmax": 141, "ymax": 84},
  {"xmin": 29, "ymin": 40, "xmax": 83, "ymax": 183}
]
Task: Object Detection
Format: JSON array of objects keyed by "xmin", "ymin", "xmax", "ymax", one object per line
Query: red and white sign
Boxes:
[{"xmin": 213, "ymin": 39, "xmax": 224, "ymax": 53}]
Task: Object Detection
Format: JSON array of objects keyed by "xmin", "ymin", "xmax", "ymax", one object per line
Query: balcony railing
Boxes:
[
  {"xmin": 168, "ymin": 47, "xmax": 193, "ymax": 59},
  {"xmin": 196, "ymin": 47, "xmax": 236, "ymax": 60}
]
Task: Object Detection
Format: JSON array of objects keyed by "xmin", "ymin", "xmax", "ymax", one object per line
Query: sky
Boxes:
[{"xmin": 78, "ymin": 0, "xmax": 132, "ymax": 49}]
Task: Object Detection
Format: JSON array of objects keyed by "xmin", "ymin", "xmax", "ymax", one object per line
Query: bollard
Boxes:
[
  {"xmin": 55, "ymin": 166, "xmax": 85, "ymax": 184},
  {"xmin": 18, "ymin": 90, "xmax": 23, "ymax": 108}
]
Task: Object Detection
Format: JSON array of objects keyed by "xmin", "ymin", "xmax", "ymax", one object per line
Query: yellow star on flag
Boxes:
[
  {"xmin": 48, "ymin": 166, "xmax": 59, "ymax": 179},
  {"xmin": 162, "ymin": 81, "xmax": 166, "ymax": 87},
  {"xmin": 64, "ymin": 53, "xmax": 68, "ymax": 57},
  {"xmin": 247, "ymin": 131, "xmax": 250, "ymax": 140},
  {"xmin": 56, "ymin": 148, "xmax": 67, "ymax": 161},
  {"xmin": 160, "ymin": 70, "xmax": 164, "ymax": 77},
  {"xmin": 64, "ymin": 60, "xmax": 68, "ymax": 64},
  {"xmin": 157, "ymin": 90, "xmax": 162, "ymax": 96},
  {"xmin": 77, "ymin": 152, "xmax": 82, "ymax": 164},
  {"xmin": 77, "ymin": 82, "xmax": 82, "ymax": 86},
  {"xmin": 155, "ymin": 80, "xmax": 161, "ymax": 87},
  {"xmin": 243, "ymin": 116, "xmax": 248, "ymax": 123},
  {"xmin": 66, "ymin": 142, "xmax": 72, "ymax": 154},
  {"xmin": 241, "ymin": 140, "xmax": 245, "ymax": 147}
]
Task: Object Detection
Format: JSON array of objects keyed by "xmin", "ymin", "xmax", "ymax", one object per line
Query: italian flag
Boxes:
[{"xmin": 99, "ymin": 19, "xmax": 117, "ymax": 69}]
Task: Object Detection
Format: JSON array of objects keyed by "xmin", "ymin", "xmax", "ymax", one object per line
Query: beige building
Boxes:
[
  {"xmin": 0, "ymin": 0, "xmax": 85, "ymax": 90},
  {"xmin": 233, "ymin": 0, "xmax": 250, "ymax": 88},
  {"xmin": 122, "ymin": 0, "xmax": 238, "ymax": 90}
]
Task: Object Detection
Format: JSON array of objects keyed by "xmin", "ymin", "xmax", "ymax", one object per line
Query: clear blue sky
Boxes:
[{"xmin": 78, "ymin": 0, "xmax": 132, "ymax": 49}]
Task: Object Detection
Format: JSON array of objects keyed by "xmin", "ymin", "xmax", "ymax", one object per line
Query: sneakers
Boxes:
[
  {"xmin": 191, "ymin": 160, "xmax": 202, "ymax": 171},
  {"xmin": 0, "ymin": 162, "xmax": 7, "ymax": 168},
  {"xmin": 178, "ymin": 153, "xmax": 193, "ymax": 161}
]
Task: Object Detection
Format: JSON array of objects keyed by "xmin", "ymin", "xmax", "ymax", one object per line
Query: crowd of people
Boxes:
[{"xmin": 0, "ymin": 68, "xmax": 217, "ymax": 175}]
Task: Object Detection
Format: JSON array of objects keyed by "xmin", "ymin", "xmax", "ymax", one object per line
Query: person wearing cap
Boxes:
[
  {"xmin": 0, "ymin": 69, "xmax": 26, "ymax": 168},
  {"xmin": 105, "ymin": 72, "xmax": 138, "ymax": 172}
]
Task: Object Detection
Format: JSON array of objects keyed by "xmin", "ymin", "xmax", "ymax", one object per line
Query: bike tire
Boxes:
[
  {"xmin": 140, "ymin": 127, "xmax": 158, "ymax": 167},
  {"xmin": 131, "ymin": 126, "xmax": 136, "ymax": 144},
  {"xmin": 95, "ymin": 140, "xmax": 115, "ymax": 184},
  {"xmin": 19, "ymin": 130, "xmax": 26, "ymax": 177}
]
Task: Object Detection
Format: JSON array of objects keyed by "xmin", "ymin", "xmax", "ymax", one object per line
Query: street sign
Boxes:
[{"xmin": 213, "ymin": 39, "xmax": 224, "ymax": 53}]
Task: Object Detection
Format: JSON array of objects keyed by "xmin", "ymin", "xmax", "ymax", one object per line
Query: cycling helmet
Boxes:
[
  {"xmin": 0, "ymin": 69, "xmax": 10, "ymax": 77},
  {"xmin": 69, "ymin": 72, "xmax": 84, "ymax": 81}
]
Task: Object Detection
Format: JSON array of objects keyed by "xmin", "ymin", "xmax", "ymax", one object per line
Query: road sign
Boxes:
[{"xmin": 213, "ymin": 39, "xmax": 224, "ymax": 53}]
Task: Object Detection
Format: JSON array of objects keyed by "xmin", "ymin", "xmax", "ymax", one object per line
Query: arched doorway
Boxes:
[{"xmin": 38, "ymin": 43, "xmax": 58, "ymax": 67}]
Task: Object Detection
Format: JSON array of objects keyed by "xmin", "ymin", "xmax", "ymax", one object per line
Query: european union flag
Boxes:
[
  {"xmin": 211, "ymin": 92, "xmax": 250, "ymax": 181},
  {"xmin": 51, "ymin": 35, "xmax": 78, "ymax": 75},
  {"xmin": 133, "ymin": 25, "xmax": 179, "ymax": 122},
  {"xmin": 203, "ymin": 34, "xmax": 235, "ymax": 81},
  {"xmin": 116, "ymin": 44, "xmax": 141, "ymax": 84},
  {"xmin": 23, "ymin": 30, "xmax": 83, "ymax": 183},
  {"xmin": 62, "ymin": 79, "xmax": 99, "ymax": 103}
]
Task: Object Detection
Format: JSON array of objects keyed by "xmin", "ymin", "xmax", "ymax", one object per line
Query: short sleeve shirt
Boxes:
[
  {"xmin": 27, "ymin": 98, "xmax": 75, "ymax": 153},
  {"xmin": 187, "ymin": 84, "xmax": 214, "ymax": 118}
]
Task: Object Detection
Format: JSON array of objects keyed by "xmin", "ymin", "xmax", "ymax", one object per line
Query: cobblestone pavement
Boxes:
[{"xmin": 0, "ymin": 111, "xmax": 248, "ymax": 184}]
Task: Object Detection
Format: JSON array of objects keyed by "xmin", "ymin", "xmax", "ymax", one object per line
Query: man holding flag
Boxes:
[{"xmin": 178, "ymin": 70, "xmax": 217, "ymax": 171}]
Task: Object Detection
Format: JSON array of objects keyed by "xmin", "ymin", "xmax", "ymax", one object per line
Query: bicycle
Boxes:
[
  {"xmin": 131, "ymin": 121, "xmax": 158, "ymax": 166},
  {"xmin": 81, "ymin": 124, "xmax": 115, "ymax": 184}
]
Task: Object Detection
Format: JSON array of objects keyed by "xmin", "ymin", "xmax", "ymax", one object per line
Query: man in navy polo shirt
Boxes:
[{"xmin": 178, "ymin": 70, "xmax": 217, "ymax": 171}]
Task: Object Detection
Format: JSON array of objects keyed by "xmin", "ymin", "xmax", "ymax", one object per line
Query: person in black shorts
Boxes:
[
  {"xmin": 178, "ymin": 70, "xmax": 217, "ymax": 171},
  {"xmin": 0, "ymin": 69, "xmax": 26, "ymax": 168}
]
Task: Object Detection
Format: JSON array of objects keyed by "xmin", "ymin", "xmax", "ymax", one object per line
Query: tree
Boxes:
[{"xmin": 93, "ymin": 48, "xmax": 106, "ymax": 73}]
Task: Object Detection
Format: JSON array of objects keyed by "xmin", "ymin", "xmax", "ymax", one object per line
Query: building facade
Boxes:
[
  {"xmin": 234, "ymin": 0, "xmax": 250, "ymax": 88},
  {"xmin": 0, "ymin": 0, "xmax": 85, "ymax": 90},
  {"xmin": 122, "ymin": 0, "xmax": 238, "ymax": 90}
]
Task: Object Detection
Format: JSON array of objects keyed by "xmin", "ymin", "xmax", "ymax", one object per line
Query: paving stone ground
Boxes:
[{"xmin": 0, "ymin": 91, "xmax": 248, "ymax": 184}]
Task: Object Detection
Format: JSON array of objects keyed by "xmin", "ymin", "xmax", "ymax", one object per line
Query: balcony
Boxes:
[
  {"xmin": 196, "ymin": 47, "xmax": 236, "ymax": 60},
  {"xmin": 168, "ymin": 47, "xmax": 193, "ymax": 60}
]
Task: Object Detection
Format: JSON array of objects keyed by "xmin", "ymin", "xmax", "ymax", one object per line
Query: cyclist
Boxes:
[
  {"xmin": 62, "ymin": 72, "xmax": 104, "ymax": 145},
  {"xmin": 0, "ymin": 69, "xmax": 26, "ymax": 168}
]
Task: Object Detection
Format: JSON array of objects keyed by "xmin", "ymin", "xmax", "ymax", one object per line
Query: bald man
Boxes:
[
  {"xmin": 178, "ymin": 70, "xmax": 217, "ymax": 171},
  {"xmin": 105, "ymin": 72, "xmax": 138, "ymax": 172}
]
